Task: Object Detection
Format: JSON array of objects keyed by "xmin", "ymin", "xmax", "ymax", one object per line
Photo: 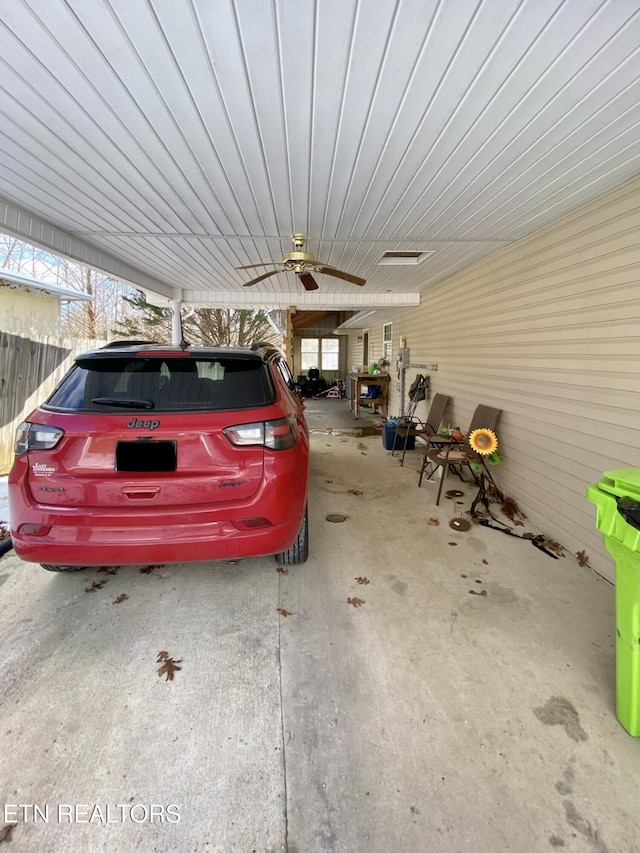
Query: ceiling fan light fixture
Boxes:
[{"xmin": 237, "ymin": 235, "xmax": 366, "ymax": 288}]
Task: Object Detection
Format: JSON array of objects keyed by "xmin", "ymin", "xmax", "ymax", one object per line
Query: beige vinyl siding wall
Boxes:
[
  {"xmin": 0, "ymin": 287, "xmax": 60, "ymax": 336},
  {"xmin": 345, "ymin": 328, "xmax": 389, "ymax": 373},
  {"xmin": 359, "ymin": 177, "xmax": 640, "ymax": 583}
]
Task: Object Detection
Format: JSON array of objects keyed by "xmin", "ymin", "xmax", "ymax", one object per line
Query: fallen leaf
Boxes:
[
  {"xmin": 113, "ymin": 594, "xmax": 129, "ymax": 604},
  {"xmin": 482, "ymin": 559, "xmax": 488, "ymax": 565},
  {"xmin": 276, "ymin": 567, "xmax": 289, "ymax": 575},
  {"xmin": 514, "ymin": 520, "xmax": 525, "ymax": 527},
  {"xmin": 157, "ymin": 657, "xmax": 183, "ymax": 681},
  {"xmin": 428, "ymin": 518, "xmax": 440, "ymax": 526},
  {"xmin": 347, "ymin": 597, "xmax": 365, "ymax": 608},
  {"xmin": 0, "ymin": 824, "xmax": 14, "ymax": 842},
  {"xmin": 140, "ymin": 564, "xmax": 160, "ymax": 574},
  {"xmin": 469, "ymin": 589, "xmax": 487, "ymax": 597},
  {"xmin": 157, "ymin": 650, "xmax": 170, "ymax": 662},
  {"xmin": 355, "ymin": 576, "xmax": 369, "ymax": 585},
  {"xmin": 277, "ymin": 608, "xmax": 293, "ymax": 617},
  {"xmin": 324, "ymin": 479, "xmax": 334, "ymax": 483},
  {"xmin": 84, "ymin": 580, "xmax": 107, "ymax": 593},
  {"xmin": 348, "ymin": 489, "xmax": 363, "ymax": 496},
  {"xmin": 97, "ymin": 566, "xmax": 118, "ymax": 575},
  {"xmin": 576, "ymin": 550, "xmax": 590, "ymax": 567}
]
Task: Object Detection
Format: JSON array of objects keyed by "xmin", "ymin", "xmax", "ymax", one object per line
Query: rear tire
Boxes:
[
  {"xmin": 41, "ymin": 564, "xmax": 89, "ymax": 573},
  {"xmin": 275, "ymin": 504, "xmax": 309, "ymax": 565}
]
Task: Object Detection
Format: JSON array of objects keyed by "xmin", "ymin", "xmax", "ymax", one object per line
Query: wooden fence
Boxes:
[{"xmin": 0, "ymin": 332, "xmax": 107, "ymax": 473}]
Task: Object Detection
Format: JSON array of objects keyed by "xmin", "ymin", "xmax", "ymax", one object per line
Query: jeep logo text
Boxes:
[{"xmin": 126, "ymin": 418, "xmax": 160, "ymax": 430}]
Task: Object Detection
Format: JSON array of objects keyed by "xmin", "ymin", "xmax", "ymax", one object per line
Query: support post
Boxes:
[
  {"xmin": 171, "ymin": 300, "xmax": 182, "ymax": 345},
  {"xmin": 285, "ymin": 306, "xmax": 295, "ymax": 365}
]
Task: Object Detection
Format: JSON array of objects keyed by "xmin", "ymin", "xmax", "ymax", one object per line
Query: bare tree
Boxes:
[
  {"xmin": 0, "ymin": 235, "xmax": 27, "ymax": 269},
  {"xmin": 1, "ymin": 234, "xmax": 281, "ymax": 347},
  {"xmin": 0, "ymin": 234, "xmax": 140, "ymax": 339},
  {"xmin": 116, "ymin": 292, "xmax": 280, "ymax": 348}
]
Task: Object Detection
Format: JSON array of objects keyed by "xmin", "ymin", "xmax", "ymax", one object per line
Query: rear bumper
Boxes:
[
  {"xmin": 9, "ymin": 453, "xmax": 308, "ymax": 566},
  {"xmin": 9, "ymin": 515, "xmax": 301, "ymax": 565}
]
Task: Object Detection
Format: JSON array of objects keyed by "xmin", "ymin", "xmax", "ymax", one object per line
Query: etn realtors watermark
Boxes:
[{"xmin": 3, "ymin": 803, "xmax": 180, "ymax": 824}]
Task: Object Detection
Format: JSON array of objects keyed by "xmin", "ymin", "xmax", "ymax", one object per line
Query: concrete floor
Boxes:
[
  {"xmin": 0, "ymin": 401, "xmax": 638, "ymax": 852},
  {"xmin": 303, "ymin": 391, "xmax": 386, "ymax": 432}
]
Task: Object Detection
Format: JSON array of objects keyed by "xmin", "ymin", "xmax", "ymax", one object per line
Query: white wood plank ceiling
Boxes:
[{"xmin": 0, "ymin": 0, "xmax": 638, "ymax": 309}]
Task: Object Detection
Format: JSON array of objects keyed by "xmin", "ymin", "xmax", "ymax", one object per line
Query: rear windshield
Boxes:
[{"xmin": 45, "ymin": 356, "xmax": 276, "ymax": 412}]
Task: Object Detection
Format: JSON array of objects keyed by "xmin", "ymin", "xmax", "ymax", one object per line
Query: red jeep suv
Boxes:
[{"xmin": 9, "ymin": 342, "xmax": 309, "ymax": 570}]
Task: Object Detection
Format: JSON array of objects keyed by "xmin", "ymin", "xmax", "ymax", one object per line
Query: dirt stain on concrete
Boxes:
[
  {"xmin": 555, "ymin": 763, "xmax": 575, "ymax": 795},
  {"xmin": 562, "ymin": 800, "xmax": 609, "ymax": 853},
  {"xmin": 533, "ymin": 696, "xmax": 588, "ymax": 742},
  {"xmin": 485, "ymin": 582, "xmax": 520, "ymax": 605}
]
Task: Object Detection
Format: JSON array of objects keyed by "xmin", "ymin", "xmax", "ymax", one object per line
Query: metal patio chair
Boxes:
[
  {"xmin": 418, "ymin": 404, "xmax": 502, "ymax": 505},
  {"xmin": 392, "ymin": 392, "xmax": 450, "ymax": 466}
]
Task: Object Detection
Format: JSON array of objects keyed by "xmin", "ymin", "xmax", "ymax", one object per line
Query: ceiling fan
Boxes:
[{"xmin": 236, "ymin": 235, "xmax": 366, "ymax": 291}]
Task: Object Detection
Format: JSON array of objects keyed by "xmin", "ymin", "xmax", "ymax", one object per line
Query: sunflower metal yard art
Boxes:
[{"xmin": 469, "ymin": 428, "xmax": 498, "ymax": 456}]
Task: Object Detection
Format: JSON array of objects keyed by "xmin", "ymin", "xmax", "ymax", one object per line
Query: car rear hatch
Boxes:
[
  {"xmin": 24, "ymin": 409, "xmax": 274, "ymax": 509},
  {"xmin": 24, "ymin": 351, "xmax": 279, "ymax": 509}
]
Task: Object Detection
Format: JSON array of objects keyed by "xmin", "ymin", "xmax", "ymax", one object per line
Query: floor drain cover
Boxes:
[
  {"xmin": 449, "ymin": 517, "xmax": 472, "ymax": 532},
  {"xmin": 326, "ymin": 513, "xmax": 347, "ymax": 523}
]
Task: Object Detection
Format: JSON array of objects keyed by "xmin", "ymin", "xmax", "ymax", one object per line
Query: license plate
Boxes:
[{"xmin": 115, "ymin": 440, "xmax": 177, "ymax": 472}]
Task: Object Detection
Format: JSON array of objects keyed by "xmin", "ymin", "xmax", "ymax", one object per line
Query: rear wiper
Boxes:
[{"xmin": 91, "ymin": 397, "xmax": 155, "ymax": 409}]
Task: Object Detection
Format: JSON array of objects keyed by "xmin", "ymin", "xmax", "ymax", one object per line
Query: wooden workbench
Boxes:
[{"xmin": 348, "ymin": 373, "xmax": 390, "ymax": 419}]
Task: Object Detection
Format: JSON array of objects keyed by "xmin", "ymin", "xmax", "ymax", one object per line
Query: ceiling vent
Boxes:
[{"xmin": 377, "ymin": 250, "xmax": 436, "ymax": 265}]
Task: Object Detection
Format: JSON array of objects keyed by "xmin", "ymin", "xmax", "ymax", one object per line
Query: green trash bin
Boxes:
[{"xmin": 587, "ymin": 468, "xmax": 640, "ymax": 736}]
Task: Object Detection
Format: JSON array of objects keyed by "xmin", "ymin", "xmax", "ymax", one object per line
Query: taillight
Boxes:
[
  {"xmin": 264, "ymin": 416, "xmax": 297, "ymax": 450},
  {"xmin": 14, "ymin": 422, "xmax": 64, "ymax": 455},
  {"xmin": 224, "ymin": 422, "xmax": 265, "ymax": 446},
  {"xmin": 224, "ymin": 416, "xmax": 297, "ymax": 450}
]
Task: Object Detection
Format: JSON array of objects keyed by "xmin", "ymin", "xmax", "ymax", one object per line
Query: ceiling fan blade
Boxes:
[
  {"xmin": 298, "ymin": 272, "xmax": 319, "ymax": 291},
  {"xmin": 315, "ymin": 266, "xmax": 366, "ymax": 286},
  {"xmin": 242, "ymin": 270, "xmax": 282, "ymax": 287},
  {"xmin": 236, "ymin": 262, "xmax": 278, "ymax": 270}
]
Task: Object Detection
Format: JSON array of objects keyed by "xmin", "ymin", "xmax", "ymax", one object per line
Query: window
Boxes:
[
  {"xmin": 300, "ymin": 338, "xmax": 340, "ymax": 372},
  {"xmin": 300, "ymin": 339, "xmax": 320, "ymax": 371},
  {"xmin": 46, "ymin": 357, "xmax": 275, "ymax": 412},
  {"xmin": 276, "ymin": 358, "xmax": 295, "ymax": 390},
  {"xmin": 383, "ymin": 323, "xmax": 393, "ymax": 360},
  {"xmin": 321, "ymin": 339, "xmax": 339, "ymax": 371}
]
